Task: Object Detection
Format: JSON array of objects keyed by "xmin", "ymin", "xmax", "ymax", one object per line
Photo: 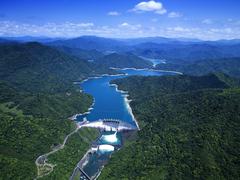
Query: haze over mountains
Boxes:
[{"xmin": 26, "ymin": 36, "xmax": 240, "ymax": 61}]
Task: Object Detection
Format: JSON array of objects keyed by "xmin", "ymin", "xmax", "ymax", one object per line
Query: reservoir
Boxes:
[
  {"xmin": 74, "ymin": 68, "xmax": 178, "ymax": 179},
  {"xmin": 76, "ymin": 68, "xmax": 175, "ymax": 125}
]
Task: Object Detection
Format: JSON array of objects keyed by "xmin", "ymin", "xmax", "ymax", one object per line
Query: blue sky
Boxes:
[{"xmin": 0, "ymin": 0, "xmax": 240, "ymax": 40}]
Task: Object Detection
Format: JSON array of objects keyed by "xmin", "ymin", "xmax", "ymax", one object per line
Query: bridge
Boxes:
[
  {"xmin": 78, "ymin": 119, "xmax": 137, "ymax": 132},
  {"xmin": 70, "ymin": 165, "xmax": 91, "ymax": 180}
]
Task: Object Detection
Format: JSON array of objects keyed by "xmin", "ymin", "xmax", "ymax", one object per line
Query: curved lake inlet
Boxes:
[{"xmin": 71, "ymin": 68, "xmax": 178, "ymax": 179}]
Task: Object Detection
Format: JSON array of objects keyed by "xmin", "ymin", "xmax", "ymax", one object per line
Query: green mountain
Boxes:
[
  {"xmin": 0, "ymin": 42, "xmax": 91, "ymax": 92},
  {"xmin": 0, "ymin": 42, "xmax": 101, "ymax": 179},
  {"xmin": 100, "ymin": 74, "xmax": 240, "ymax": 180},
  {"xmin": 49, "ymin": 36, "xmax": 125, "ymax": 51},
  {"xmin": 56, "ymin": 46, "xmax": 104, "ymax": 60},
  {"xmin": 95, "ymin": 53, "xmax": 152, "ymax": 69},
  {"xmin": 156, "ymin": 57, "xmax": 240, "ymax": 78},
  {"xmin": 134, "ymin": 43, "xmax": 240, "ymax": 61}
]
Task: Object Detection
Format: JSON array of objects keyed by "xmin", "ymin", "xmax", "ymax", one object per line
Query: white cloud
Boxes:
[
  {"xmin": 168, "ymin": 12, "xmax": 182, "ymax": 18},
  {"xmin": 119, "ymin": 22, "xmax": 142, "ymax": 30},
  {"xmin": 0, "ymin": 21, "xmax": 96, "ymax": 37},
  {"xmin": 120, "ymin": 22, "xmax": 129, "ymax": 27},
  {"xmin": 167, "ymin": 26, "xmax": 196, "ymax": 33},
  {"xmin": 108, "ymin": 11, "xmax": 120, "ymax": 16},
  {"xmin": 75, "ymin": 23, "xmax": 94, "ymax": 27},
  {"xmin": 202, "ymin": 19, "xmax": 213, "ymax": 24},
  {"xmin": 210, "ymin": 28, "xmax": 233, "ymax": 33},
  {"xmin": 132, "ymin": 1, "xmax": 167, "ymax": 14},
  {"xmin": 0, "ymin": 20, "xmax": 240, "ymax": 40}
]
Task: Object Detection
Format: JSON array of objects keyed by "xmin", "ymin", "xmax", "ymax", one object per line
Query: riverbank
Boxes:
[
  {"xmin": 55, "ymin": 68, "xmax": 179, "ymax": 179},
  {"xmin": 110, "ymin": 67, "xmax": 183, "ymax": 75},
  {"xmin": 74, "ymin": 73, "xmax": 127, "ymax": 85},
  {"xmin": 69, "ymin": 99, "xmax": 96, "ymax": 121},
  {"xmin": 99, "ymin": 74, "xmax": 240, "ymax": 180},
  {"xmin": 110, "ymin": 83, "xmax": 140, "ymax": 130}
]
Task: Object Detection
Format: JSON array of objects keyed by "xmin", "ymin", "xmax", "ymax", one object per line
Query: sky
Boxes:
[{"xmin": 0, "ymin": 0, "xmax": 240, "ymax": 40}]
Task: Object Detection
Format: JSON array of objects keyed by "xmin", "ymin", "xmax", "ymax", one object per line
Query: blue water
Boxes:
[
  {"xmin": 75, "ymin": 68, "xmax": 178, "ymax": 179},
  {"xmin": 76, "ymin": 69, "xmax": 176, "ymax": 126}
]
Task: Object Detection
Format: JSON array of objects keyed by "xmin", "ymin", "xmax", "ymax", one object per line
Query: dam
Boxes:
[
  {"xmin": 78, "ymin": 119, "xmax": 138, "ymax": 132},
  {"xmin": 71, "ymin": 68, "xmax": 178, "ymax": 179}
]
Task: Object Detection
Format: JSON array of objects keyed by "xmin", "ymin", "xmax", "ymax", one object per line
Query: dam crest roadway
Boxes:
[{"xmin": 78, "ymin": 118, "xmax": 138, "ymax": 132}]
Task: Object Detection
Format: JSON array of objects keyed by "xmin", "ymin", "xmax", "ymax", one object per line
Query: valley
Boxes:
[{"xmin": 0, "ymin": 36, "xmax": 240, "ymax": 180}]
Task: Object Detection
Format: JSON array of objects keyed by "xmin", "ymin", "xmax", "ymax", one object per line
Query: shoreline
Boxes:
[
  {"xmin": 73, "ymin": 73, "xmax": 127, "ymax": 85},
  {"xmin": 110, "ymin": 83, "xmax": 140, "ymax": 130},
  {"xmin": 35, "ymin": 69, "xmax": 136, "ymax": 179},
  {"xmin": 71, "ymin": 72, "xmax": 127, "ymax": 122},
  {"xmin": 69, "ymin": 99, "xmax": 96, "ymax": 121},
  {"xmin": 110, "ymin": 67, "xmax": 183, "ymax": 75},
  {"xmin": 66, "ymin": 67, "xmax": 179, "ymax": 179},
  {"xmin": 73, "ymin": 66, "xmax": 176, "ymax": 129},
  {"xmin": 69, "ymin": 70, "xmax": 141, "ymax": 179}
]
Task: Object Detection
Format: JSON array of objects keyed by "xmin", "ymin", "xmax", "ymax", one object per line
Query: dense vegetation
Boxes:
[
  {"xmin": 100, "ymin": 74, "xmax": 240, "ymax": 179},
  {"xmin": 134, "ymin": 43, "xmax": 240, "ymax": 61},
  {"xmin": 0, "ymin": 42, "xmax": 116, "ymax": 93},
  {"xmin": 95, "ymin": 53, "xmax": 152, "ymax": 69},
  {"xmin": 0, "ymin": 42, "xmax": 101, "ymax": 179},
  {"xmin": 1, "ymin": 37, "xmax": 240, "ymax": 179},
  {"xmin": 49, "ymin": 36, "xmax": 125, "ymax": 51},
  {"xmin": 156, "ymin": 57, "xmax": 240, "ymax": 78},
  {"xmin": 41, "ymin": 128, "xmax": 98, "ymax": 180},
  {"xmin": 0, "ymin": 81, "xmax": 94, "ymax": 179},
  {"xmin": 56, "ymin": 46, "xmax": 104, "ymax": 60}
]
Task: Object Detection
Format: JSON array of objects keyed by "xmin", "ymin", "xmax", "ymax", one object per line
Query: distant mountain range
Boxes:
[
  {"xmin": 1, "ymin": 36, "xmax": 240, "ymax": 61},
  {"xmin": 1, "ymin": 35, "xmax": 240, "ymax": 48},
  {"xmin": 156, "ymin": 57, "xmax": 240, "ymax": 78},
  {"xmin": 46, "ymin": 36, "xmax": 240, "ymax": 61},
  {"xmin": 1, "ymin": 36, "xmax": 64, "ymax": 43},
  {"xmin": 2, "ymin": 35, "xmax": 240, "ymax": 44},
  {"xmin": 1, "ymin": 35, "xmax": 240, "ymax": 78}
]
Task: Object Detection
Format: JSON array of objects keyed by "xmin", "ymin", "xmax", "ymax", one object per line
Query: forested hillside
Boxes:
[
  {"xmin": 95, "ymin": 53, "xmax": 152, "ymax": 69},
  {"xmin": 49, "ymin": 36, "xmax": 125, "ymax": 51},
  {"xmin": 100, "ymin": 74, "xmax": 240, "ymax": 179},
  {"xmin": 0, "ymin": 42, "xmax": 115, "ymax": 93},
  {"xmin": 134, "ymin": 43, "xmax": 240, "ymax": 61},
  {"xmin": 56, "ymin": 46, "xmax": 104, "ymax": 60},
  {"xmin": 0, "ymin": 42, "xmax": 100, "ymax": 179},
  {"xmin": 156, "ymin": 57, "xmax": 240, "ymax": 78}
]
